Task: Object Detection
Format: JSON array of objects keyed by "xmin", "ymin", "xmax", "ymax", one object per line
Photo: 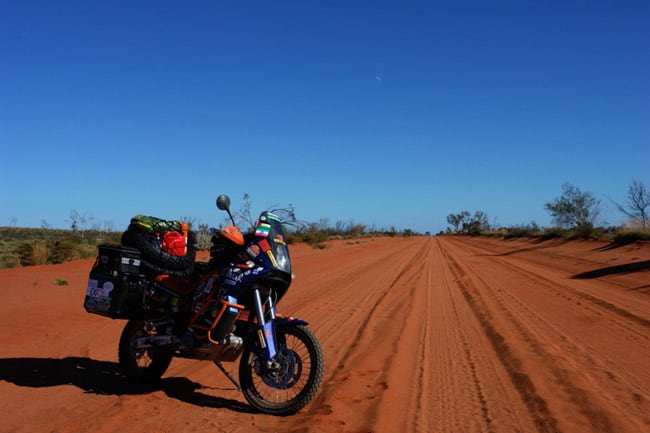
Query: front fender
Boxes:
[
  {"xmin": 256, "ymin": 316, "xmax": 309, "ymax": 361},
  {"xmin": 272, "ymin": 316, "xmax": 309, "ymax": 326}
]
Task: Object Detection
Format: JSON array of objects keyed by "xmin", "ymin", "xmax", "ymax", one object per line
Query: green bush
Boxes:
[
  {"xmin": 300, "ymin": 230, "xmax": 329, "ymax": 249},
  {"xmin": 0, "ymin": 251, "xmax": 19, "ymax": 268},
  {"xmin": 539, "ymin": 228, "xmax": 568, "ymax": 241},
  {"xmin": 614, "ymin": 231, "xmax": 650, "ymax": 245}
]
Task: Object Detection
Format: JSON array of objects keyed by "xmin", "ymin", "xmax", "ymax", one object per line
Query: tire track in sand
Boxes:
[
  {"xmin": 443, "ymin": 237, "xmax": 650, "ymax": 397},
  {"xmin": 297, "ymin": 239, "xmax": 432, "ymax": 432},
  {"xmin": 439, "ymin": 239, "xmax": 562, "ymax": 433},
  {"xmin": 451, "ymin": 237, "xmax": 650, "ymax": 331},
  {"xmin": 439, "ymin": 237, "xmax": 649, "ymax": 433},
  {"xmin": 302, "ymin": 238, "xmax": 542, "ymax": 433}
]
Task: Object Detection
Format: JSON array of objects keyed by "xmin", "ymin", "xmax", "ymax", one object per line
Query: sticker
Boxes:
[
  {"xmin": 121, "ymin": 257, "xmax": 140, "ymax": 267},
  {"xmin": 86, "ymin": 279, "xmax": 114, "ymax": 298},
  {"xmin": 257, "ymin": 329, "xmax": 266, "ymax": 349},
  {"xmin": 86, "ymin": 279, "xmax": 98, "ymax": 295},
  {"xmin": 258, "ymin": 239, "xmax": 271, "ymax": 252},
  {"xmin": 255, "ymin": 223, "xmax": 271, "ymax": 237},
  {"xmin": 247, "ymin": 245, "xmax": 261, "ymax": 258},
  {"xmin": 266, "ymin": 250, "xmax": 278, "ymax": 267},
  {"xmin": 223, "ymin": 268, "xmax": 244, "ymax": 286}
]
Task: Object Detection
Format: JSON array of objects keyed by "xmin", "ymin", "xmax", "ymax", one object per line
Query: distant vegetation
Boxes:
[
  {"xmin": 444, "ymin": 180, "xmax": 650, "ymax": 244},
  {"xmin": 0, "ymin": 227, "xmax": 122, "ymax": 269},
  {"xmin": 0, "ymin": 219, "xmax": 417, "ymax": 270},
  {"xmin": 2, "ymin": 181, "xmax": 648, "ymax": 269}
]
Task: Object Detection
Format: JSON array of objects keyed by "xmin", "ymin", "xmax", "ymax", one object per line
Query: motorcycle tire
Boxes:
[
  {"xmin": 139, "ymin": 257, "xmax": 194, "ymax": 279},
  {"xmin": 239, "ymin": 324, "xmax": 325, "ymax": 416},
  {"xmin": 118, "ymin": 318, "xmax": 173, "ymax": 384},
  {"xmin": 121, "ymin": 227, "xmax": 196, "ymax": 272}
]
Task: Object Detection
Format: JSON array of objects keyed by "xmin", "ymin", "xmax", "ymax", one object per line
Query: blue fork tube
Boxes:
[{"xmin": 253, "ymin": 288, "xmax": 277, "ymax": 360}]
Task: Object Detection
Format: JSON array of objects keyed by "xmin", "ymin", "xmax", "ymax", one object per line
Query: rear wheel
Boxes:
[
  {"xmin": 239, "ymin": 324, "xmax": 324, "ymax": 415},
  {"xmin": 118, "ymin": 319, "xmax": 173, "ymax": 384}
]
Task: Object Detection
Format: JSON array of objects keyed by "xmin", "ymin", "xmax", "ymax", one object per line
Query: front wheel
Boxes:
[
  {"xmin": 118, "ymin": 319, "xmax": 173, "ymax": 384},
  {"xmin": 239, "ymin": 324, "xmax": 325, "ymax": 415}
]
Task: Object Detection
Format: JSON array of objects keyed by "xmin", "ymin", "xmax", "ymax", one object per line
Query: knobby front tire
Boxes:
[{"xmin": 239, "ymin": 324, "xmax": 325, "ymax": 416}]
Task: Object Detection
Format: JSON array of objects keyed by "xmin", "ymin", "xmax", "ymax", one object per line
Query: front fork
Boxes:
[
  {"xmin": 253, "ymin": 288, "xmax": 278, "ymax": 361},
  {"xmin": 251, "ymin": 287, "xmax": 309, "ymax": 363}
]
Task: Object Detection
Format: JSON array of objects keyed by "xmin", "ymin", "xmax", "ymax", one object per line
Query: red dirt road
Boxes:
[{"xmin": 1, "ymin": 237, "xmax": 648, "ymax": 433}]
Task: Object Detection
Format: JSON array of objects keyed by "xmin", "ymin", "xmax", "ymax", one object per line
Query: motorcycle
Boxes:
[{"xmin": 83, "ymin": 194, "xmax": 324, "ymax": 415}]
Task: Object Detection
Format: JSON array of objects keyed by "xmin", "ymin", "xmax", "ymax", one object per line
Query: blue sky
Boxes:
[{"xmin": 2, "ymin": 1, "xmax": 648, "ymax": 234}]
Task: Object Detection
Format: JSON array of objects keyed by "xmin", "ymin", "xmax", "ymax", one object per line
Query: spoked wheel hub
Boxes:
[
  {"xmin": 256, "ymin": 347, "xmax": 303, "ymax": 388},
  {"xmin": 239, "ymin": 324, "xmax": 325, "ymax": 415}
]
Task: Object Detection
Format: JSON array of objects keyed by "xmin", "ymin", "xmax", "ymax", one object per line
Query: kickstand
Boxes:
[{"xmin": 214, "ymin": 361, "xmax": 240, "ymax": 390}]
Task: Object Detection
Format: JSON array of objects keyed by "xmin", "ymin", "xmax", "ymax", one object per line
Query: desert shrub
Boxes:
[
  {"xmin": 300, "ymin": 229, "xmax": 329, "ymax": 249},
  {"xmin": 15, "ymin": 243, "xmax": 31, "ymax": 266},
  {"xmin": 613, "ymin": 231, "xmax": 650, "ymax": 245},
  {"xmin": 77, "ymin": 243, "xmax": 99, "ymax": 259},
  {"xmin": 48, "ymin": 237, "xmax": 80, "ymax": 264},
  {"xmin": 502, "ymin": 228, "xmax": 532, "ymax": 239},
  {"xmin": 32, "ymin": 241, "xmax": 50, "ymax": 264},
  {"xmin": 540, "ymin": 228, "xmax": 568, "ymax": 241},
  {"xmin": 0, "ymin": 253, "xmax": 20, "ymax": 268},
  {"xmin": 284, "ymin": 231, "xmax": 298, "ymax": 245},
  {"xmin": 16, "ymin": 240, "xmax": 50, "ymax": 266},
  {"xmin": 193, "ymin": 224, "xmax": 213, "ymax": 250},
  {"xmin": 287, "ymin": 228, "xmax": 329, "ymax": 248},
  {"xmin": 585, "ymin": 227, "xmax": 605, "ymax": 240},
  {"xmin": 0, "ymin": 228, "xmax": 126, "ymax": 269}
]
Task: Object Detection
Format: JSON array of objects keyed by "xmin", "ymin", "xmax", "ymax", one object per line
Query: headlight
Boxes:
[{"xmin": 275, "ymin": 244, "xmax": 290, "ymax": 272}]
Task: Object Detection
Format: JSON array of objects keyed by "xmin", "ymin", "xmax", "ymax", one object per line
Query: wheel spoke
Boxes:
[{"xmin": 238, "ymin": 324, "xmax": 324, "ymax": 415}]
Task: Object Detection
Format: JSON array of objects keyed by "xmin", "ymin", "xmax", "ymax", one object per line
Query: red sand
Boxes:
[{"xmin": 1, "ymin": 237, "xmax": 648, "ymax": 433}]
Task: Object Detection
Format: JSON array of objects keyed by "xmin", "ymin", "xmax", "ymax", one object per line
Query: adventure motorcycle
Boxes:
[{"xmin": 83, "ymin": 194, "xmax": 324, "ymax": 415}]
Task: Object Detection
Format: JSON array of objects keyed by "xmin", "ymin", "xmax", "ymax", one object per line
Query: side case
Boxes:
[{"xmin": 83, "ymin": 244, "xmax": 146, "ymax": 319}]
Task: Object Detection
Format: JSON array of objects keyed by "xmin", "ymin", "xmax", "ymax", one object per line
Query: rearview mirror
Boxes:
[
  {"xmin": 216, "ymin": 194, "xmax": 236, "ymax": 225},
  {"xmin": 216, "ymin": 194, "xmax": 231, "ymax": 212}
]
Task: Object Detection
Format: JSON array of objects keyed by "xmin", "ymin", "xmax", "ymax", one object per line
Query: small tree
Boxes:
[
  {"xmin": 464, "ymin": 211, "xmax": 489, "ymax": 235},
  {"xmin": 447, "ymin": 211, "xmax": 470, "ymax": 233},
  {"xmin": 615, "ymin": 180, "xmax": 649, "ymax": 231},
  {"xmin": 233, "ymin": 193, "xmax": 256, "ymax": 230},
  {"xmin": 544, "ymin": 183, "xmax": 600, "ymax": 236},
  {"xmin": 68, "ymin": 209, "xmax": 94, "ymax": 239},
  {"xmin": 446, "ymin": 210, "xmax": 489, "ymax": 235}
]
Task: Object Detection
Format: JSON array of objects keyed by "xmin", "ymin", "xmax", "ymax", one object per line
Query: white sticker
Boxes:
[
  {"xmin": 86, "ymin": 279, "xmax": 98, "ymax": 295},
  {"xmin": 121, "ymin": 257, "xmax": 140, "ymax": 266},
  {"xmin": 102, "ymin": 281, "xmax": 114, "ymax": 293}
]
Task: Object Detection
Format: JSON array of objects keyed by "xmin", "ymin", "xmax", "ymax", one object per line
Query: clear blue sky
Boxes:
[{"xmin": 2, "ymin": 1, "xmax": 648, "ymax": 234}]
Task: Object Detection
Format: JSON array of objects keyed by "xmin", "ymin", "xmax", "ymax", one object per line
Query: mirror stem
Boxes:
[{"xmin": 227, "ymin": 209, "xmax": 236, "ymax": 226}]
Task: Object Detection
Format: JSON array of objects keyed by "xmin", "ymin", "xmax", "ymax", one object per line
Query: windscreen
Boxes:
[{"xmin": 254, "ymin": 211, "xmax": 291, "ymax": 274}]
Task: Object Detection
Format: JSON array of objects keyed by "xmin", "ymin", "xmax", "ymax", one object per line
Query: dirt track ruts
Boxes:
[{"xmin": 1, "ymin": 236, "xmax": 648, "ymax": 433}]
